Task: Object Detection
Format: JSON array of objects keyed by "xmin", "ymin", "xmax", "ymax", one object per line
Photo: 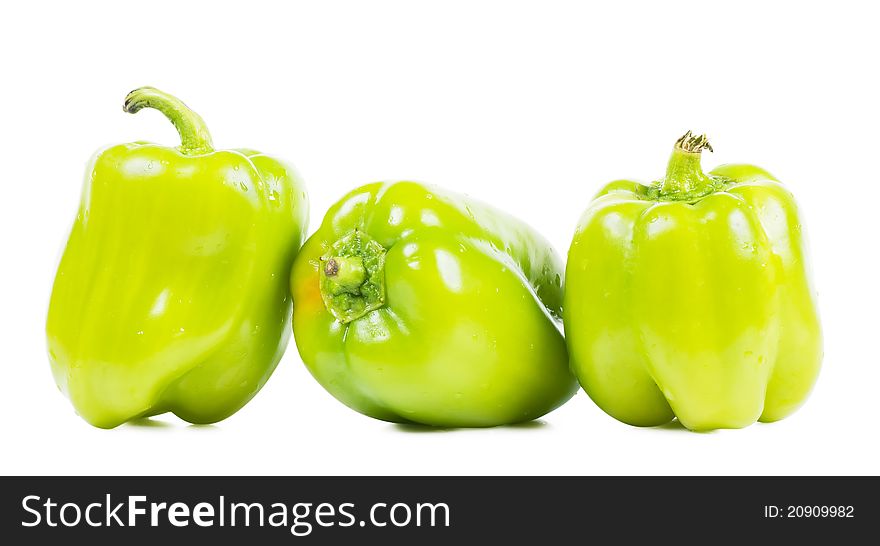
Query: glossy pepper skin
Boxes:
[
  {"xmin": 564, "ymin": 132, "xmax": 822, "ymax": 431},
  {"xmin": 291, "ymin": 181, "xmax": 578, "ymax": 427},
  {"xmin": 46, "ymin": 87, "xmax": 308, "ymax": 428}
]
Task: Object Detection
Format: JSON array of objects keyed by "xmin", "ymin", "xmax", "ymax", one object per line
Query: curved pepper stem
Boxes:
[
  {"xmin": 123, "ymin": 86, "xmax": 214, "ymax": 155},
  {"xmin": 655, "ymin": 131, "xmax": 719, "ymax": 201}
]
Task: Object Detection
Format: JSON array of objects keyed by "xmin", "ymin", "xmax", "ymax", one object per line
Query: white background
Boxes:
[{"xmin": 1, "ymin": 0, "xmax": 878, "ymax": 475}]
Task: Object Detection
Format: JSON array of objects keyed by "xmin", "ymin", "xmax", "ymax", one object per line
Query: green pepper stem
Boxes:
[
  {"xmin": 319, "ymin": 231, "xmax": 388, "ymax": 323},
  {"xmin": 656, "ymin": 131, "xmax": 715, "ymax": 200},
  {"xmin": 323, "ymin": 257, "xmax": 368, "ymax": 292},
  {"xmin": 123, "ymin": 87, "xmax": 214, "ymax": 155}
]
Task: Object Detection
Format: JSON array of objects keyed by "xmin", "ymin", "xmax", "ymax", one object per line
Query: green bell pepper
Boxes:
[
  {"xmin": 290, "ymin": 181, "xmax": 578, "ymax": 427},
  {"xmin": 564, "ymin": 132, "xmax": 822, "ymax": 431},
  {"xmin": 46, "ymin": 87, "xmax": 308, "ymax": 428}
]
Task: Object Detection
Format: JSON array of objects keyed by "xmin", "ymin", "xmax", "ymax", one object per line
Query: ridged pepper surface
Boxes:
[
  {"xmin": 564, "ymin": 132, "xmax": 822, "ymax": 431},
  {"xmin": 47, "ymin": 87, "xmax": 308, "ymax": 428},
  {"xmin": 291, "ymin": 181, "xmax": 578, "ymax": 427}
]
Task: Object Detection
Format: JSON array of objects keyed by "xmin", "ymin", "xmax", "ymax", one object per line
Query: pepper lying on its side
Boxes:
[{"xmin": 291, "ymin": 181, "xmax": 578, "ymax": 427}]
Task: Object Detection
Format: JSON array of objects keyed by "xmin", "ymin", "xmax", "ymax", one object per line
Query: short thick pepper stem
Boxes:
[
  {"xmin": 656, "ymin": 131, "xmax": 715, "ymax": 200},
  {"xmin": 319, "ymin": 230, "xmax": 388, "ymax": 324},
  {"xmin": 123, "ymin": 86, "xmax": 214, "ymax": 155},
  {"xmin": 323, "ymin": 257, "xmax": 367, "ymax": 292}
]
